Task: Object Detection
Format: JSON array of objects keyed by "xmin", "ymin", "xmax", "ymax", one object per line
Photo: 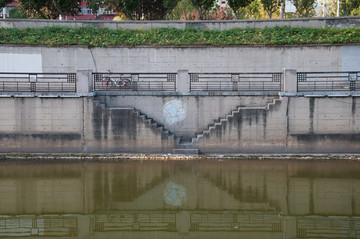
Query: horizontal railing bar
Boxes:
[
  {"xmin": 94, "ymin": 72, "xmax": 177, "ymax": 75},
  {"xmin": 190, "ymin": 72, "xmax": 282, "ymax": 75}
]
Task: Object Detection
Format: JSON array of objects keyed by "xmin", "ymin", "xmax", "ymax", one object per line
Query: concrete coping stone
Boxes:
[
  {"xmin": 304, "ymin": 94, "xmax": 327, "ymax": 97},
  {"xmin": 94, "ymin": 91, "xmax": 280, "ymax": 96},
  {"xmin": 281, "ymin": 92, "xmax": 360, "ymax": 97}
]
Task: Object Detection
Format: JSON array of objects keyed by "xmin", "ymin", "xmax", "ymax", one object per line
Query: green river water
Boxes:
[{"xmin": 0, "ymin": 157, "xmax": 360, "ymax": 238}]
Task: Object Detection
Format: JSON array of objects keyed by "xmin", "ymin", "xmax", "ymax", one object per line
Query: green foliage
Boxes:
[
  {"xmin": 228, "ymin": 0, "xmax": 254, "ymax": 19},
  {"xmin": 86, "ymin": 0, "xmax": 104, "ymax": 17},
  {"xmin": 8, "ymin": 6, "xmax": 27, "ymax": 18},
  {"xmin": 18, "ymin": 0, "xmax": 81, "ymax": 19},
  {"xmin": 340, "ymin": 0, "xmax": 360, "ymax": 16},
  {"xmin": 135, "ymin": 0, "xmax": 181, "ymax": 20},
  {"xmin": 189, "ymin": 0, "xmax": 215, "ymax": 19},
  {"xmin": 0, "ymin": 26, "xmax": 359, "ymax": 47},
  {"xmin": 290, "ymin": 0, "xmax": 316, "ymax": 17},
  {"xmin": 106, "ymin": 0, "xmax": 141, "ymax": 20},
  {"xmin": 168, "ymin": 0, "xmax": 197, "ymax": 20},
  {"xmin": 0, "ymin": 0, "xmax": 12, "ymax": 8},
  {"xmin": 350, "ymin": 6, "xmax": 360, "ymax": 16},
  {"xmin": 260, "ymin": 0, "xmax": 278, "ymax": 18}
]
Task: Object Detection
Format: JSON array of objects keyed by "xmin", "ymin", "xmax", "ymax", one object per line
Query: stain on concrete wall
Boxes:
[{"xmin": 163, "ymin": 100, "xmax": 186, "ymax": 125}]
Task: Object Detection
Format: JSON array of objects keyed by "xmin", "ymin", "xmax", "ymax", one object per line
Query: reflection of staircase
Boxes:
[
  {"xmin": 191, "ymin": 97, "xmax": 282, "ymax": 147},
  {"xmin": 93, "ymin": 100, "xmax": 180, "ymax": 146}
]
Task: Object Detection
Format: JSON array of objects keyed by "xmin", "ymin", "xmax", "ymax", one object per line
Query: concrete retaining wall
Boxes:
[
  {"xmin": 1, "ymin": 45, "xmax": 360, "ymax": 74},
  {"xmin": 0, "ymin": 96, "xmax": 359, "ymax": 153},
  {"xmin": 198, "ymin": 97, "xmax": 360, "ymax": 153},
  {"xmin": 0, "ymin": 44, "xmax": 359, "ymax": 153},
  {"xmin": 1, "ymin": 16, "xmax": 360, "ymax": 30}
]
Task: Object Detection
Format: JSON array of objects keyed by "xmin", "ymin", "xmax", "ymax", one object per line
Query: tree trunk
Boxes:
[
  {"xmin": 198, "ymin": 7, "xmax": 203, "ymax": 20},
  {"xmin": 280, "ymin": 1, "xmax": 285, "ymax": 18}
]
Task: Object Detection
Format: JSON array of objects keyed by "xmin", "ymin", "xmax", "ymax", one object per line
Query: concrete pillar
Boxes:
[
  {"xmin": 77, "ymin": 70, "xmax": 93, "ymax": 95},
  {"xmin": 283, "ymin": 69, "xmax": 297, "ymax": 93},
  {"xmin": 176, "ymin": 70, "xmax": 190, "ymax": 93},
  {"xmin": 283, "ymin": 216, "xmax": 297, "ymax": 239},
  {"xmin": 176, "ymin": 212, "xmax": 190, "ymax": 234}
]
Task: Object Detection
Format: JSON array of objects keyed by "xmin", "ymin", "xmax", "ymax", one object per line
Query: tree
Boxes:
[
  {"xmin": 0, "ymin": 0, "xmax": 12, "ymax": 9},
  {"xmin": 228, "ymin": 0, "xmax": 254, "ymax": 19},
  {"xmin": 350, "ymin": 6, "xmax": 360, "ymax": 16},
  {"xmin": 340, "ymin": 0, "xmax": 359, "ymax": 16},
  {"xmin": 106, "ymin": 0, "xmax": 141, "ymax": 20},
  {"xmin": 290, "ymin": 0, "xmax": 316, "ymax": 17},
  {"xmin": 18, "ymin": 0, "xmax": 81, "ymax": 19},
  {"xmin": 163, "ymin": 0, "xmax": 180, "ymax": 19},
  {"xmin": 18, "ymin": 0, "xmax": 48, "ymax": 18},
  {"xmin": 260, "ymin": 0, "xmax": 278, "ymax": 18},
  {"xmin": 168, "ymin": 0, "xmax": 197, "ymax": 20},
  {"xmin": 189, "ymin": 0, "xmax": 215, "ymax": 20},
  {"xmin": 86, "ymin": 0, "xmax": 104, "ymax": 17},
  {"xmin": 48, "ymin": 0, "xmax": 82, "ymax": 18},
  {"xmin": 134, "ymin": 0, "xmax": 180, "ymax": 20},
  {"xmin": 8, "ymin": 6, "xmax": 27, "ymax": 18}
]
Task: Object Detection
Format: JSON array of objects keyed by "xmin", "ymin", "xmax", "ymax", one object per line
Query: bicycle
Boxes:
[{"xmin": 102, "ymin": 75, "xmax": 131, "ymax": 90}]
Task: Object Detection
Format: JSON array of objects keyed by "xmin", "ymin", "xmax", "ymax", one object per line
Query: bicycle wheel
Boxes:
[
  {"xmin": 120, "ymin": 78, "xmax": 131, "ymax": 89},
  {"xmin": 102, "ymin": 78, "xmax": 113, "ymax": 90}
]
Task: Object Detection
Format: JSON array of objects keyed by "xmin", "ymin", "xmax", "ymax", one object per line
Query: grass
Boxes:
[{"xmin": 0, "ymin": 26, "xmax": 359, "ymax": 47}]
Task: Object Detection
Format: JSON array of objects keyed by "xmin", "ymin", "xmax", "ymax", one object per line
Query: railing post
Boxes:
[
  {"xmin": 283, "ymin": 69, "xmax": 297, "ymax": 94},
  {"xmin": 77, "ymin": 70, "xmax": 93, "ymax": 95},
  {"xmin": 176, "ymin": 70, "xmax": 190, "ymax": 93}
]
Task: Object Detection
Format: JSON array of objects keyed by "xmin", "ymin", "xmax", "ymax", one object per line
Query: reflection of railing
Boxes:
[
  {"xmin": 297, "ymin": 72, "xmax": 360, "ymax": 92},
  {"xmin": 0, "ymin": 73, "xmax": 77, "ymax": 93},
  {"xmin": 95, "ymin": 212, "xmax": 176, "ymax": 231},
  {"xmin": 0, "ymin": 215, "xmax": 78, "ymax": 237},
  {"xmin": 190, "ymin": 73, "xmax": 282, "ymax": 92},
  {"xmin": 93, "ymin": 73, "xmax": 176, "ymax": 92}
]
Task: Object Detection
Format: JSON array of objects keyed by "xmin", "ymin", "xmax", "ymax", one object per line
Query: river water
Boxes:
[{"xmin": 0, "ymin": 158, "xmax": 360, "ymax": 238}]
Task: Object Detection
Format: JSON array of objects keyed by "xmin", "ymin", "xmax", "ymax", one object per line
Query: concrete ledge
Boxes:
[
  {"xmin": 280, "ymin": 92, "xmax": 360, "ymax": 97},
  {"xmin": 0, "ymin": 16, "xmax": 359, "ymax": 30},
  {"xmin": 0, "ymin": 93, "xmax": 94, "ymax": 98},
  {"xmin": 94, "ymin": 91, "xmax": 280, "ymax": 96}
]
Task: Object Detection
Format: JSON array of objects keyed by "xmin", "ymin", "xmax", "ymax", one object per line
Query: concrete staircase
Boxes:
[
  {"xmin": 173, "ymin": 141, "xmax": 199, "ymax": 155},
  {"xmin": 93, "ymin": 97, "xmax": 282, "ymax": 155},
  {"xmin": 93, "ymin": 100, "xmax": 180, "ymax": 147},
  {"xmin": 191, "ymin": 97, "xmax": 282, "ymax": 147}
]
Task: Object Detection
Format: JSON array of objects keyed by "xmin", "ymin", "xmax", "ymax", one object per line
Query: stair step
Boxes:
[{"xmin": 173, "ymin": 148, "xmax": 199, "ymax": 155}]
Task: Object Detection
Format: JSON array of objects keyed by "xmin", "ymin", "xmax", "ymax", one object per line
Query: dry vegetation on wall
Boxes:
[{"xmin": 0, "ymin": 26, "xmax": 359, "ymax": 47}]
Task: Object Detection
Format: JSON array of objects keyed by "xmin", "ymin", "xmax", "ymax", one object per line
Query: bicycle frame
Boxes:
[{"xmin": 102, "ymin": 75, "xmax": 131, "ymax": 90}]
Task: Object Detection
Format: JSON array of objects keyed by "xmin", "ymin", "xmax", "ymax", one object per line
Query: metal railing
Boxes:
[
  {"xmin": 297, "ymin": 72, "xmax": 360, "ymax": 92},
  {"xmin": 93, "ymin": 73, "xmax": 176, "ymax": 92},
  {"xmin": 0, "ymin": 73, "xmax": 77, "ymax": 93},
  {"xmin": 190, "ymin": 73, "xmax": 282, "ymax": 92}
]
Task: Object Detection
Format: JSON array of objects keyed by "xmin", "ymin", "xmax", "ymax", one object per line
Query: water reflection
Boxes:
[{"xmin": 0, "ymin": 159, "xmax": 360, "ymax": 238}]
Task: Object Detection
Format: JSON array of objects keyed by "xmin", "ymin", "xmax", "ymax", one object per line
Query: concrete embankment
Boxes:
[{"xmin": 0, "ymin": 42, "xmax": 359, "ymax": 154}]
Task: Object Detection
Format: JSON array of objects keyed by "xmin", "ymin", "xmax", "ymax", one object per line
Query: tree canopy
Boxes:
[
  {"xmin": 340, "ymin": 0, "xmax": 360, "ymax": 16},
  {"xmin": 18, "ymin": 0, "xmax": 81, "ymax": 19},
  {"xmin": 290, "ymin": 0, "xmax": 316, "ymax": 17},
  {"xmin": 189, "ymin": 0, "xmax": 215, "ymax": 20},
  {"xmin": 260, "ymin": 0, "xmax": 278, "ymax": 18},
  {"xmin": 228, "ymin": 0, "xmax": 254, "ymax": 19},
  {"xmin": 0, "ymin": 0, "xmax": 12, "ymax": 9}
]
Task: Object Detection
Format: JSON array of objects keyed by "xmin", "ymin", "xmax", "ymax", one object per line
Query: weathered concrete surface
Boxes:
[
  {"xmin": 85, "ymin": 100, "xmax": 176, "ymax": 153},
  {"xmin": 0, "ymin": 16, "xmax": 359, "ymax": 30},
  {"xmin": 102, "ymin": 95, "xmax": 278, "ymax": 139},
  {"xmin": 198, "ymin": 97, "xmax": 360, "ymax": 153},
  {"xmin": 0, "ymin": 96, "xmax": 359, "ymax": 153},
  {"xmin": 1, "ymin": 45, "xmax": 359, "ymax": 74}
]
